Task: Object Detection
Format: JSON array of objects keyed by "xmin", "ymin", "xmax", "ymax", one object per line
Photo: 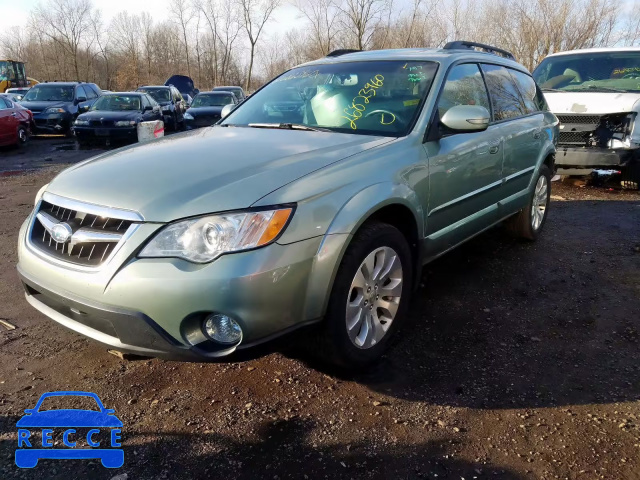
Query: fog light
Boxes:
[{"xmin": 203, "ymin": 314, "xmax": 242, "ymax": 344}]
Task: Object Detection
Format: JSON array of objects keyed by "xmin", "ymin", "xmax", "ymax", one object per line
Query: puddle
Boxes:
[{"xmin": 53, "ymin": 143, "xmax": 78, "ymax": 152}]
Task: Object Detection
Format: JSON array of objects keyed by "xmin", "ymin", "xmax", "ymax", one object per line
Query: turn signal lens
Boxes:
[{"xmin": 258, "ymin": 208, "xmax": 292, "ymax": 246}]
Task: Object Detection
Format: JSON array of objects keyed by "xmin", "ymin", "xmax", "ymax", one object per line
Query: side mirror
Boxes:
[
  {"xmin": 75, "ymin": 96, "xmax": 87, "ymax": 105},
  {"xmin": 221, "ymin": 104, "xmax": 235, "ymax": 119},
  {"xmin": 144, "ymin": 105, "xmax": 153, "ymax": 112},
  {"xmin": 440, "ymin": 105, "xmax": 490, "ymax": 133},
  {"xmin": 24, "ymin": 409, "xmax": 35, "ymax": 414},
  {"xmin": 79, "ymin": 105, "xmax": 90, "ymax": 113},
  {"xmin": 104, "ymin": 409, "xmax": 116, "ymax": 414}
]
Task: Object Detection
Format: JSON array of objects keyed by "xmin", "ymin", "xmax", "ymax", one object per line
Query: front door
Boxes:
[{"xmin": 423, "ymin": 63, "xmax": 503, "ymax": 257}]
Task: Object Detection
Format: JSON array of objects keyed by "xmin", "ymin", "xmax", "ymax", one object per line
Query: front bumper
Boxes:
[
  {"xmin": 17, "ymin": 213, "xmax": 344, "ymax": 360},
  {"xmin": 555, "ymin": 145, "xmax": 639, "ymax": 169},
  {"xmin": 74, "ymin": 126, "xmax": 138, "ymax": 142},
  {"xmin": 32, "ymin": 113, "xmax": 73, "ymax": 133}
]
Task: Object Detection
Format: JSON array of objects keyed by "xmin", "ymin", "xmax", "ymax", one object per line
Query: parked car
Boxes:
[
  {"xmin": 212, "ymin": 86, "xmax": 246, "ymax": 102},
  {"xmin": 17, "ymin": 41, "xmax": 557, "ymax": 369},
  {"xmin": 73, "ymin": 92, "xmax": 163, "ymax": 145},
  {"xmin": 533, "ymin": 47, "xmax": 640, "ymax": 186},
  {"xmin": 19, "ymin": 82, "xmax": 101, "ymax": 135},
  {"xmin": 184, "ymin": 91, "xmax": 238, "ymax": 130},
  {"xmin": 1, "ymin": 91, "xmax": 25, "ymax": 103},
  {"xmin": 136, "ymin": 85, "xmax": 186, "ymax": 131},
  {"xmin": 0, "ymin": 95, "xmax": 32, "ymax": 147},
  {"xmin": 6, "ymin": 87, "xmax": 30, "ymax": 101}
]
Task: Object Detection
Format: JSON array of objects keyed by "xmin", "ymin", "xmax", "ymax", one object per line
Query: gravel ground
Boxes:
[{"xmin": 0, "ymin": 155, "xmax": 639, "ymax": 480}]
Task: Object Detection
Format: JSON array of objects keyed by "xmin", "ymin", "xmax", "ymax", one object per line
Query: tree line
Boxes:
[{"xmin": 1, "ymin": 0, "xmax": 639, "ymax": 92}]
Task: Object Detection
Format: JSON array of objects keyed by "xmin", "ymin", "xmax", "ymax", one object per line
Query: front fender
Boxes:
[{"xmin": 300, "ymin": 182, "xmax": 424, "ymax": 321}]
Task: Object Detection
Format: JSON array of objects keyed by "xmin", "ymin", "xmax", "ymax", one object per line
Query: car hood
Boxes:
[
  {"xmin": 19, "ymin": 101, "xmax": 68, "ymax": 112},
  {"xmin": 16, "ymin": 410, "xmax": 123, "ymax": 428},
  {"xmin": 544, "ymin": 92, "xmax": 640, "ymax": 115},
  {"xmin": 47, "ymin": 127, "xmax": 392, "ymax": 222},
  {"xmin": 187, "ymin": 106, "xmax": 224, "ymax": 116},
  {"xmin": 78, "ymin": 111, "xmax": 141, "ymax": 121}
]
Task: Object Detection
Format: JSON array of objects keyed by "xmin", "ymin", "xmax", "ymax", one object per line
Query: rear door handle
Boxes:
[
  {"xmin": 11, "ymin": 112, "xmax": 17, "ymax": 117},
  {"xmin": 489, "ymin": 145, "xmax": 500, "ymax": 154}
]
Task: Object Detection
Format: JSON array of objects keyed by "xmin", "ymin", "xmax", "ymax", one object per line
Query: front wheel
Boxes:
[
  {"xmin": 506, "ymin": 164, "xmax": 552, "ymax": 240},
  {"xmin": 319, "ymin": 222, "xmax": 412, "ymax": 369}
]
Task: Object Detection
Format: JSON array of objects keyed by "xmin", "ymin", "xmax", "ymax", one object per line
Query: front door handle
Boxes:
[{"xmin": 489, "ymin": 145, "xmax": 500, "ymax": 154}]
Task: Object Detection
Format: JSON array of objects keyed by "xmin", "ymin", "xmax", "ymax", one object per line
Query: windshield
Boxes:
[
  {"xmin": 0, "ymin": 61, "xmax": 13, "ymax": 81},
  {"xmin": 23, "ymin": 85, "xmax": 74, "ymax": 102},
  {"xmin": 92, "ymin": 95, "xmax": 141, "ymax": 111},
  {"xmin": 139, "ymin": 88, "xmax": 171, "ymax": 103},
  {"xmin": 221, "ymin": 61, "xmax": 438, "ymax": 136},
  {"xmin": 193, "ymin": 94, "xmax": 234, "ymax": 107},
  {"xmin": 533, "ymin": 51, "xmax": 640, "ymax": 93}
]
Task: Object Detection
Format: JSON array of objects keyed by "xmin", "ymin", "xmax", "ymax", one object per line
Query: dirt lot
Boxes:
[{"xmin": 0, "ymin": 147, "xmax": 639, "ymax": 479}]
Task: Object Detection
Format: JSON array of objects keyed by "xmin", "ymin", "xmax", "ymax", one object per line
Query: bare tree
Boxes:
[
  {"xmin": 171, "ymin": 0, "xmax": 196, "ymax": 78},
  {"xmin": 294, "ymin": 0, "xmax": 341, "ymax": 56},
  {"xmin": 238, "ymin": 0, "xmax": 281, "ymax": 91},
  {"xmin": 31, "ymin": 0, "xmax": 93, "ymax": 80},
  {"xmin": 337, "ymin": 0, "xmax": 388, "ymax": 50}
]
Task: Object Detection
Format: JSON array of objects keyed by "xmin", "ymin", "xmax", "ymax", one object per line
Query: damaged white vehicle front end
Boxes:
[{"xmin": 533, "ymin": 48, "xmax": 640, "ymax": 182}]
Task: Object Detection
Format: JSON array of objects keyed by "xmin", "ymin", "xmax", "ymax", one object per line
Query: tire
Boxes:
[
  {"xmin": 17, "ymin": 125, "xmax": 28, "ymax": 147},
  {"xmin": 506, "ymin": 164, "xmax": 552, "ymax": 240},
  {"xmin": 621, "ymin": 160, "xmax": 640, "ymax": 190},
  {"xmin": 318, "ymin": 221, "xmax": 413, "ymax": 369}
]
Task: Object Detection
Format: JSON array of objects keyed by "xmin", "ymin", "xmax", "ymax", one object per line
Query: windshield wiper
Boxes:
[
  {"xmin": 248, "ymin": 123, "xmax": 331, "ymax": 132},
  {"xmin": 571, "ymin": 85, "xmax": 628, "ymax": 93}
]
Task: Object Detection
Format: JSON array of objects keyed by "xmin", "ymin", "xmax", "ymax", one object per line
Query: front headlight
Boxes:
[
  {"xmin": 45, "ymin": 107, "xmax": 65, "ymax": 114},
  {"xmin": 184, "ymin": 112, "xmax": 194, "ymax": 120},
  {"xmin": 74, "ymin": 119, "xmax": 89, "ymax": 126},
  {"xmin": 138, "ymin": 207, "xmax": 293, "ymax": 263},
  {"xmin": 115, "ymin": 120, "xmax": 136, "ymax": 127}
]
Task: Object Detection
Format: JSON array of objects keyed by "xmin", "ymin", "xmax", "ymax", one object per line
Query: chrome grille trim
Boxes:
[{"xmin": 26, "ymin": 193, "xmax": 143, "ymax": 271}]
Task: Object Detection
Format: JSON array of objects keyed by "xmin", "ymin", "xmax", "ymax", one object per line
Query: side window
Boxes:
[
  {"xmin": 84, "ymin": 86, "xmax": 97, "ymax": 100},
  {"xmin": 481, "ymin": 64, "xmax": 526, "ymax": 121},
  {"xmin": 76, "ymin": 86, "xmax": 88, "ymax": 100},
  {"xmin": 147, "ymin": 95, "xmax": 159, "ymax": 107},
  {"xmin": 508, "ymin": 69, "xmax": 539, "ymax": 114},
  {"xmin": 534, "ymin": 85, "xmax": 548, "ymax": 111},
  {"xmin": 0, "ymin": 98, "xmax": 10, "ymax": 109},
  {"xmin": 438, "ymin": 63, "xmax": 490, "ymax": 118},
  {"xmin": 141, "ymin": 95, "xmax": 150, "ymax": 109}
]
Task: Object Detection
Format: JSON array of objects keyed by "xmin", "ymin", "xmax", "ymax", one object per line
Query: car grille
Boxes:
[
  {"xmin": 556, "ymin": 114, "xmax": 601, "ymax": 125},
  {"xmin": 30, "ymin": 199, "xmax": 136, "ymax": 267},
  {"xmin": 89, "ymin": 120, "xmax": 115, "ymax": 127},
  {"xmin": 558, "ymin": 131, "xmax": 590, "ymax": 146},
  {"xmin": 194, "ymin": 115, "xmax": 220, "ymax": 127}
]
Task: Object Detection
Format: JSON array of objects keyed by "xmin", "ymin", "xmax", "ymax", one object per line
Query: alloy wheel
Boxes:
[
  {"xmin": 345, "ymin": 246, "xmax": 403, "ymax": 349},
  {"xmin": 531, "ymin": 174, "xmax": 548, "ymax": 231}
]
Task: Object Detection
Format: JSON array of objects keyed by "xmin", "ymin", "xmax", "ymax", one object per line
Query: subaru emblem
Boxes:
[{"xmin": 51, "ymin": 223, "xmax": 73, "ymax": 243}]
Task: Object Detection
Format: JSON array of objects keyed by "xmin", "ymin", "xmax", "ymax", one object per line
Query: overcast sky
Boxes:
[{"xmin": 0, "ymin": 0, "xmax": 302, "ymax": 38}]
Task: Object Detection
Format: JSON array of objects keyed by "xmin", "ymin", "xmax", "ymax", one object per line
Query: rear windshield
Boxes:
[
  {"xmin": 533, "ymin": 51, "xmax": 640, "ymax": 93},
  {"xmin": 23, "ymin": 85, "xmax": 74, "ymax": 102}
]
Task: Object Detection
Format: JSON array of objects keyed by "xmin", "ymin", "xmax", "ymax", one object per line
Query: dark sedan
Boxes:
[
  {"xmin": 184, "ymin": 91, "xmax": 237, "ymax": 130},
  {"xmin": 73, "ymin": 93, "xmax": 162, "ymax": 145}
]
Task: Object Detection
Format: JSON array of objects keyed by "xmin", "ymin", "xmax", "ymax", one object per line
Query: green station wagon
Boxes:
[{"xmin": 17, "ymin": 41, "xmax": 559, "ymax": 368}]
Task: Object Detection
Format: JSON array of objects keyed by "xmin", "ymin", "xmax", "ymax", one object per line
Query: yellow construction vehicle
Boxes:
[{"xmin": 0, "ymin": 60, "xmax": 38, "ymax": 93}]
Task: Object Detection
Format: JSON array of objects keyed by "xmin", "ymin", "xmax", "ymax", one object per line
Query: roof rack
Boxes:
[
  {"xmin": 326, "ymin": 49, "xmax": 361, "ymax": 57},
  {"xmin": 443, "ymin": 41, "xmax": 515, "ymax": 61}
]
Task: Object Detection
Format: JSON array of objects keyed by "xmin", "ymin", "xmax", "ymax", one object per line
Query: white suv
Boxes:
[{"xmin": 533, "ymin": 47, "xmax": 640, "ymax": 186}]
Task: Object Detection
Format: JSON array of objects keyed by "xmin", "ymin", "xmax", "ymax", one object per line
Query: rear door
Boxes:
[
  {"xmin": 0, "ymin": 98, "xmax": 17, "ymax": 144},
  {"xmin": 423, "ymin": 63, "xmax": 504, "ymax": 255},
  {"xmin": 480, "ymin": 64, "xmax": 544, "ymax": 199}
]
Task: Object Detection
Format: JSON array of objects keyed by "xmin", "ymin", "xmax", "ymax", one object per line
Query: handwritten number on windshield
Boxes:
[{"xmin": 341, "ymin": 75, "xmax": 385, "ymax": 130}]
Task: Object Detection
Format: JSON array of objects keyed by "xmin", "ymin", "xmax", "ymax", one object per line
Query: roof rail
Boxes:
[
  {"xmin": 443, "ymin": 41, "xmax": 515, "ymax": 61},
  {"xmin": 326, "ymin": 49, "xmax": 361, "ymax": 57}
]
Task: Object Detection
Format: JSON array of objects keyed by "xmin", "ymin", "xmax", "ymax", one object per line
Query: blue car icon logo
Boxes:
[{"xmin": 15, "ymin": 391, "xmax": 123, "ymax": 468}]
